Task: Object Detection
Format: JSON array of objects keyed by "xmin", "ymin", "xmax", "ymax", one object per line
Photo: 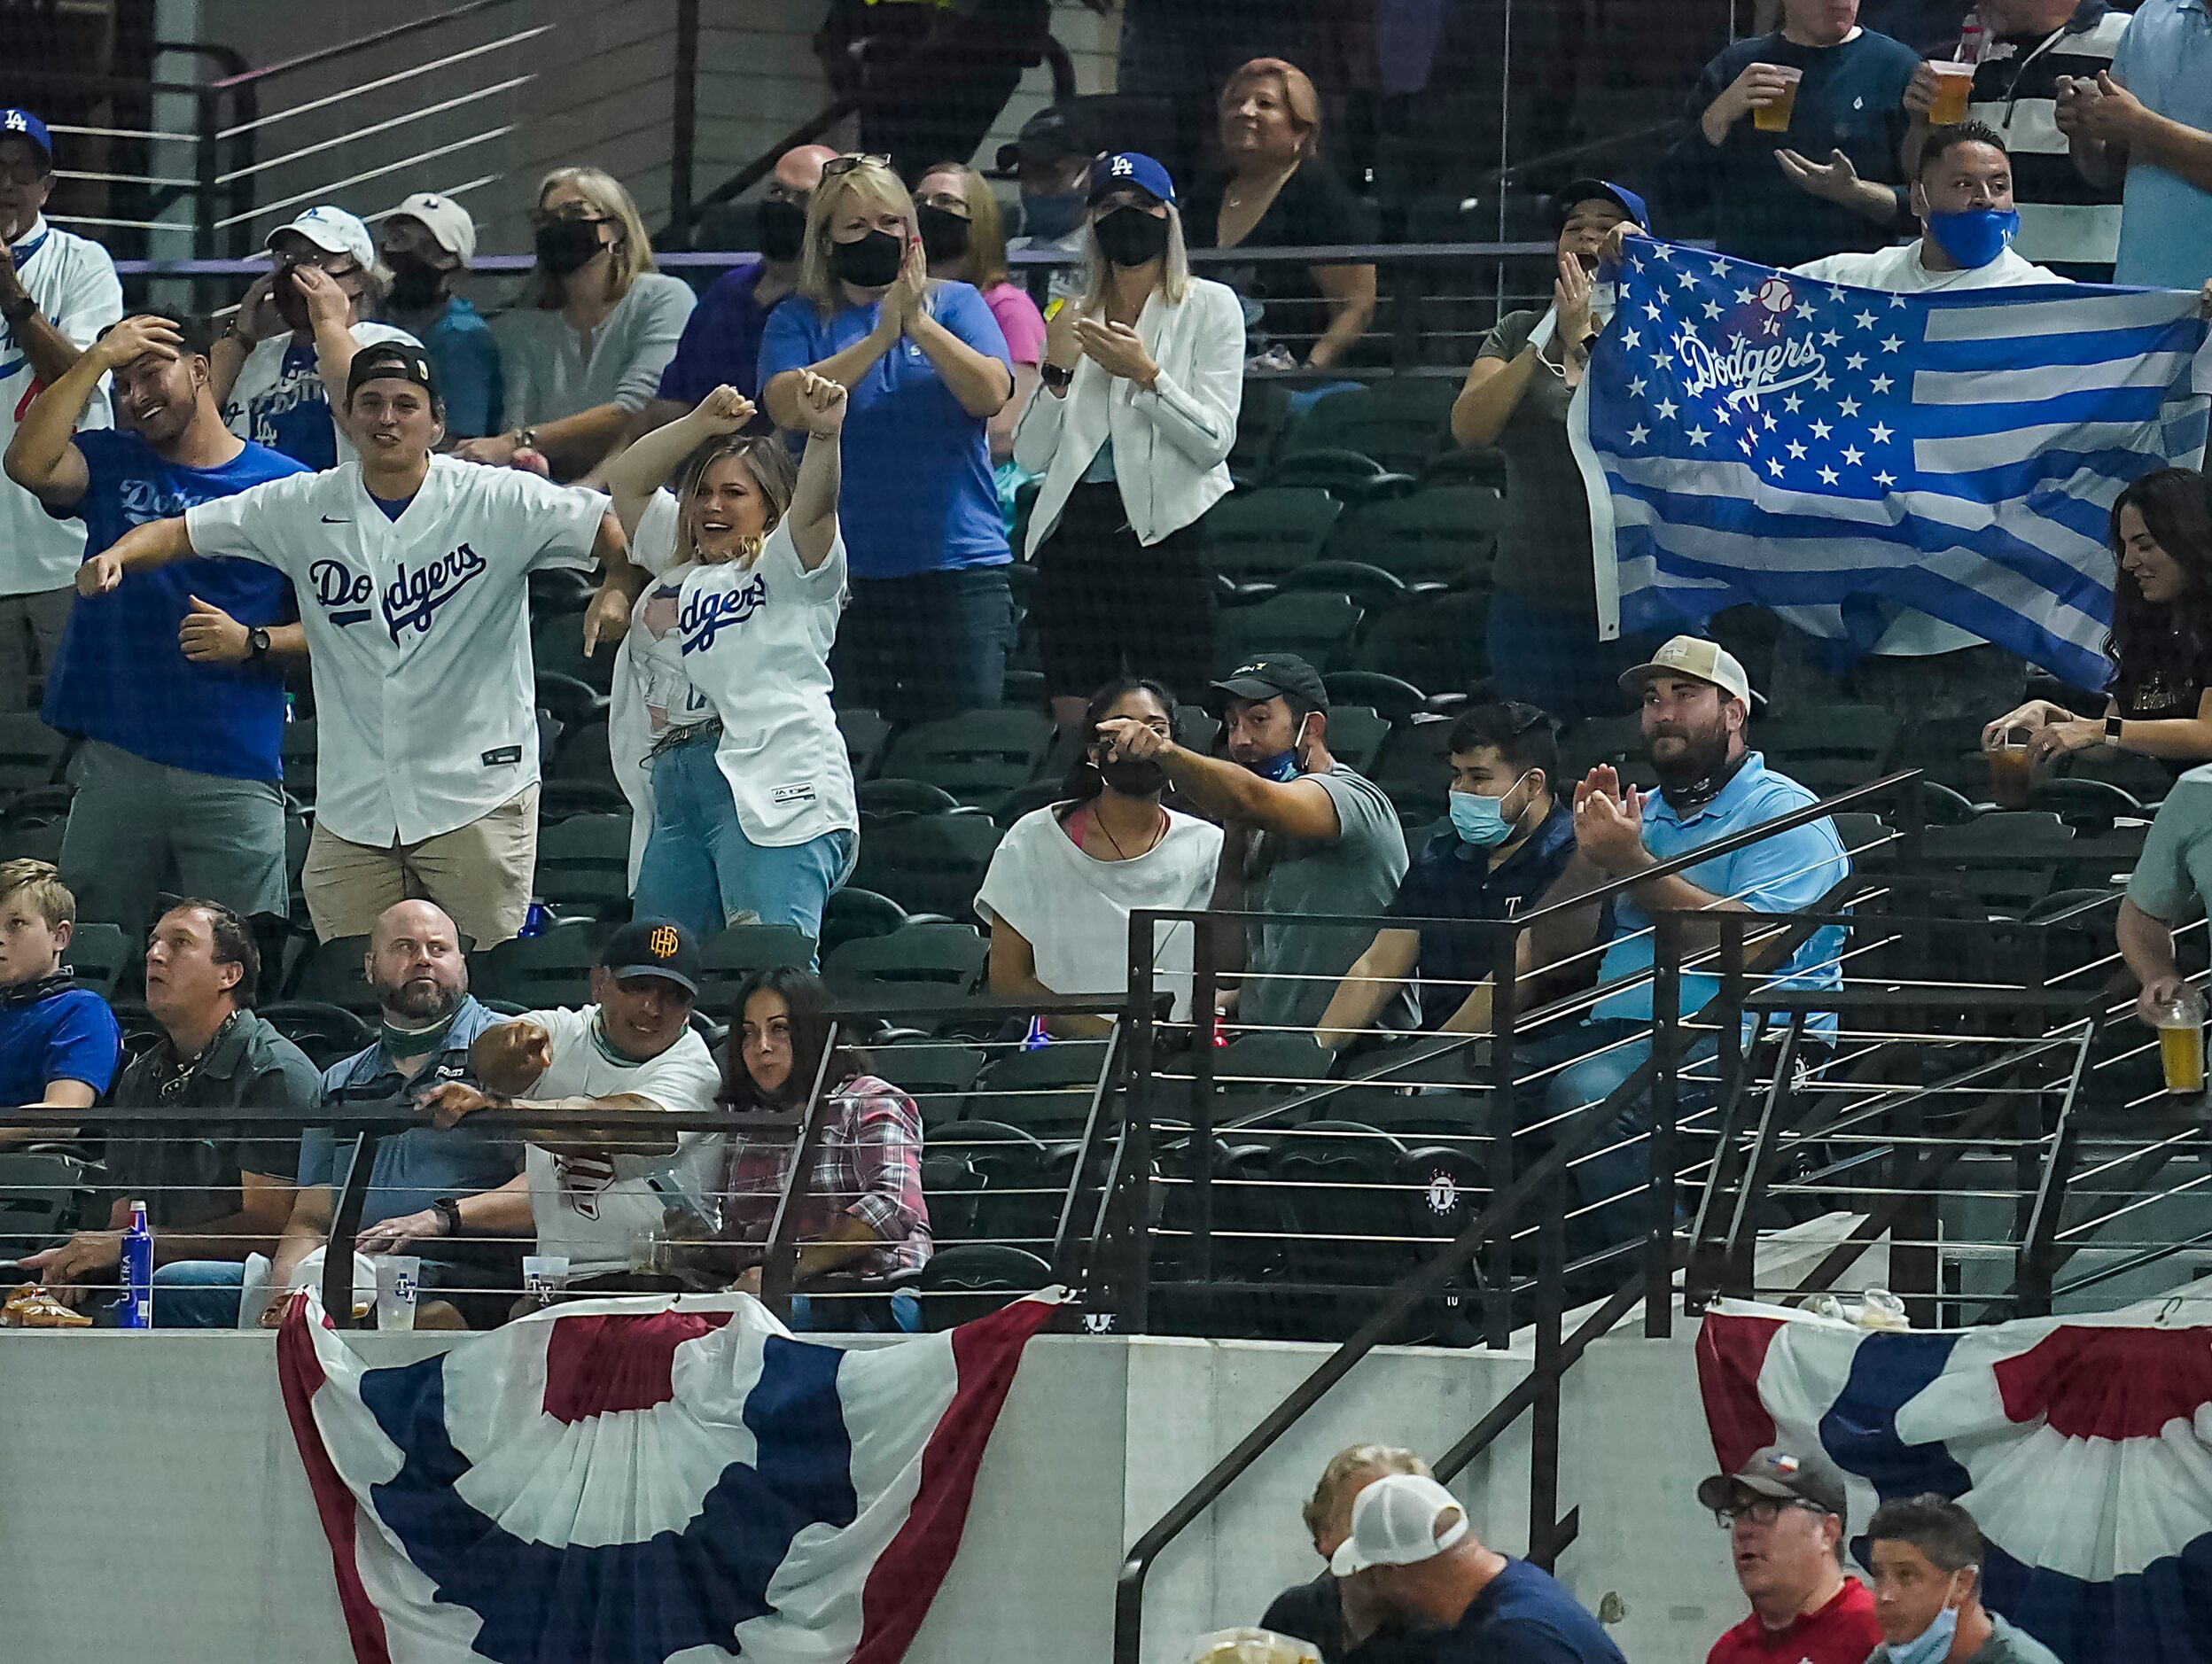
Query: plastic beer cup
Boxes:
[
  {"xmin": 1754, "ymin": 65, "xmax": 1803, "ymax": 133},
  {"xmin": 376, "ymin": 1255, "xmax": 421, "ymax": 1331},
  {"xmin": 2154, "ymin": 987, "xmax": 2206, "ymax": 1094},
  {"xmin": 1987, "ymin": 726, "xmax": 2035, "ymax": 810},
  {"xmin": 1927, "ymin": 59, "xmax": 1975, "ymax": 124}
]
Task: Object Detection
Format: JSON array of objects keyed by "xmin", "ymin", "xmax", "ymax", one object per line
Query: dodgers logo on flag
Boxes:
[
  {"xmin": 1569, "ymin": 238, "xmax": 2212, "ymax": 691},
  {"xmin": 1697, "ymin": 1299, "xmax": 2212, "ymax": 1664},
  {"xmin": 277, "ymin": 1288, "xmax": 1060, "ymax": 1664}
]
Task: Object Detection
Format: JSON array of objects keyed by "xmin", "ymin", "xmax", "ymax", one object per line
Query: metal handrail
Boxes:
[{"xmin": 207, "ymin": 0, "xmax": 529, "ymax": 92}]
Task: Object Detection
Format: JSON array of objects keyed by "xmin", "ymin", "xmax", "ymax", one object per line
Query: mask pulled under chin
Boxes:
[
  {"xmin": 1925, "ymin": 206, "xmax": 2020, "ymax": 270},
  {"xmin": 1886, "ymin": 1601, "xmax": 1962, "ymax": 1664}
]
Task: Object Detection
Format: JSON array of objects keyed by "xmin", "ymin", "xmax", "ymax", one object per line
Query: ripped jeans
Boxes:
[{"xmin": 631, "ymin": 736, "xmax": 853, "ymax": 949}]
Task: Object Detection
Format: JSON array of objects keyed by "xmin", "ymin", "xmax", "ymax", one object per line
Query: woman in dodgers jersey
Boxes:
[{"xmin": 593, "ymin": 375, "xmax": 856, "ymax": 945}]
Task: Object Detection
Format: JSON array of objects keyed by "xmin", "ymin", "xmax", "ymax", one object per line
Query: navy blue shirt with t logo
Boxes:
[{"xmin": 1387, "ymin": 797, "xmax": 1578, "ymax": 1030}]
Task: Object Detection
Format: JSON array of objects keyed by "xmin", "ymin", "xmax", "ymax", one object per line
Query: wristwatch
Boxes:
[
  {"xmin": 2106, "ymin": 714, "xmax": 2125, "ymax": 748},
  {"xmin": 246, "ymin": 626, "xmax": 271, "ymax": 663},
  {"xmin": 1040, "ymin": 362, "xmax": 1074, "ymax": 394},
  {"xmin": 511, "ymin": 426, "xmax": 538, "ymax": 453},
  {"xmin": 1, "ymin": 292, "xmax": 34, "ymax": 330},
  {"xmin": 432, "ymin": 1197, "xmax": 464, "ymax": 1238}
]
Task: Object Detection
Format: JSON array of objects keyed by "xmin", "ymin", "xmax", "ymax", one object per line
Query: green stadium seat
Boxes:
[
  {"xmin": 879, "ymin": 708, "xmax": 1056, "ymax": 808},
  {"xmin": 535, "ymin": 813, "xmax": 633, "ymax": 920},
  {"xmin": 1203, "ymin": 486, "xmax": 1344, "ymax": 583},
  {"xmin": 1328, "ymin": 487, "xmax": 1503, "ymax": 589},
  {"xmin": 1216, "ymin": 590, "xmax": 1367, "ymax": 676},
  {"xmin": 849, "ymin": 810, "xmax": 1003, "ymax": 919}
]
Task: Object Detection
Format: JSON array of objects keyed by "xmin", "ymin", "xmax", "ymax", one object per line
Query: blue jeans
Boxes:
[
  {"xmin": 835, "ymin": 567, "xmax": 1013, "ymax": 722},
  {"xmin": 136, "ymin": 1261, "xmax": 246, "ymax": 1328},
  {"xmin": 633, "ymin": 739, "xmax": 854, "ymax": 945},
  {"xmin": 785, "ymin": 1290, "xmax": 923, "ymax": 1334}
]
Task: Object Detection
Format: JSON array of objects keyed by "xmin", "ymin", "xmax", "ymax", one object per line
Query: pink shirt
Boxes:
[{"xmin": 981, "ymin": 279, "xmax": 1047, "ymax": 367}]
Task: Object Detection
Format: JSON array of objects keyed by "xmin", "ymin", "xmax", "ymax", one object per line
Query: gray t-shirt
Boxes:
[
  {"xmin": 2126, "ymin": 763, "xmax": 2212, "ymax": 923},
  {"xmin": 1478, "ymin": 307, "xmax": 1597, "ymax": 613},
  {"xmin": 1870, "ymin": 1614, "xmax": 2064, "ymax": 1664},
  {"xmin": 1241, "ymin": 763, "xmax": 1414, "ymax": 1033},
  {"xmin": 492, "ymin": 270, "xmax": 696, "ymax": 428}
]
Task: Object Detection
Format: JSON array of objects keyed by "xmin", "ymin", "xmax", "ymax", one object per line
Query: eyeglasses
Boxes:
[
  {"xmin": 275, "ymin": 252, "xmax": 362, "ymax": 279},
  {"xmin": 1714, "ymin": 1499, "xmax": 1831, "ymax": 1530},
  {"xmin": 530, "ymin": 205, "xmax": 612, "ymax": 227},
  {"xmin": 822, "ymin": 152, "xmax": 892, "ymax": 180}
]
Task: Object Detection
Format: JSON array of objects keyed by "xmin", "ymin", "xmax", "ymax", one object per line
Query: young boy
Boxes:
[{"xmin": 0, "ymin": 859, "xmax": 121, "ymax": 1130}]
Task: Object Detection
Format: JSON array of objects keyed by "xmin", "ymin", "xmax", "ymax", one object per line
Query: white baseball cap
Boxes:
[
  {"xmin": 267, "ymin": 205, "xmax": 376, "ymax": 271},
  {"xmin": 1618, "ymin": 634, "xmax": 1755, "ymax": 706},
  {"xmin": 1328, "ymin": 1473, "xmax": 1469, "ymax": 1576},
  {"xmin": 384, "ymin": 191, "xmax": 477, "ymax": 266}
]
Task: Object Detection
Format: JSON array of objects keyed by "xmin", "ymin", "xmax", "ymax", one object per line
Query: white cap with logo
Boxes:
[
  {"xmin": 267, "ymin": 205, "xmax": 377, "ymax": 271},
  {"xmin": 384, "ymin": 191, "xmax": 478, "ymax": 266},
  {"xmin": 1328, "ymin": 1473, "xmax": 1469, "ymax": 1576},
  {"xmin": 1618, "ymin": 634, "xmax": 1755, "ymax": 706}
]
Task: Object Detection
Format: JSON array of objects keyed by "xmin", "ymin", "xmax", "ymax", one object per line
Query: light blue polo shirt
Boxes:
[
  {"xmin": 2125, "ymin": 762, "xmax": 2212, "ymax": 921},
  {"xmin": 1592, "ymin": 752, "xmax": 1851, "ymax": 1037},
  {"xmin": 2111, "ymin": 0, "xmax": 2212, "ymax": 290}
]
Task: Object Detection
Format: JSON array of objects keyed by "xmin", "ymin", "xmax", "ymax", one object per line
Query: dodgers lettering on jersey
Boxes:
[
  {"xmin": 309, "ymin": 559, "xmax": 374, "ymax": 626},
  {"xmin": 678, "ymin": 571, "xmax": 768, "ymax": 654},
  {"xmin": 383, "ymin": 543, "xmax": 488, "ymax": 642}
]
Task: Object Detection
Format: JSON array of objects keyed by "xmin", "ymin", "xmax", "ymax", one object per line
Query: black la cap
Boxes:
[
  {"xmin": 1211, "ymin": 652, "xmax": 1329, "ymax": 712},
  {"xmin": 345, "ymin": 340, "xmax": 440, "ymax": 403},
  {"xmin": 597, "ymin": 918, "xmax": 700, "ymax": 999}
]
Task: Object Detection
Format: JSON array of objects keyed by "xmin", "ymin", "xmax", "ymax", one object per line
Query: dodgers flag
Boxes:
[
  {"xmin": 1569, "ymin": 238, "xmax": 2212, "ymax": 691},
  {"xmin": 276, "ymin": 1288, "xmax": 1060, "ymax": 1664},
  {"xmin": 1697, "ymin": 1298, "xmax": 2212, "ymax": 1664}
]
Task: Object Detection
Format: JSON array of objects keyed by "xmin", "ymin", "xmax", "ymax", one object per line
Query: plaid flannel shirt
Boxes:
[{"xmin": 719, "ymin": 1074, "xmax": 931, "ymax": 1279}]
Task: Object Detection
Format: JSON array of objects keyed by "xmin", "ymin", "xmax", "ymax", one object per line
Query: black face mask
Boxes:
[
  {"xmin": 1098, "ymin": 754, "xmax": 1167, "ymax": 797},
  {"xmin": 830, "ymin": 228, "xmax": 907, "ymax": 290},
  {"xmin": 534, "ymin": 216, "xmax": 605, "ymax": 276},
  {"xmin": 915, "ymin": 204, "xmax": 971, "ymax": 265},
  {"xmin": 273, "ymin": 268, "xmax": 312, "ymax": 332},
  {"xmin": 386, "ymin": 252, "xmax": 448, "ymax": 312},
  {"xmin": 757, "ymin": 198, "xmax": 808, "ymax": 263},
  {"xmin": 1094, "ymin": 205, "xmax": 1172, "ymax": 268}
]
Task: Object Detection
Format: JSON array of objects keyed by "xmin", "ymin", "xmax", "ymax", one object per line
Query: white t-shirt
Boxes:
[
  {"xmin": 975, "ymin": 802, "xmax": 1224, "ymax": 1019},
  {"xmin": 221, "ymin": 318, "xmax": 417, "ymax": 470},
  {"xmin": 1789, "ymin": 239, "xmax": 2067, "ymax": 657},
  {"xmin": 0, "ymin": 216, "xmax": 121, "ymax": 595},
  {"xmin": 514, "ymin": 1004, "xmax": 724, "ymax": 1276},
  {"xmin": 630, "ymin": 491, "xmax": 856, "ymax": 848},
  {"xmin": 183, "ymin": 456, "xmax": 604, "ymax": 844},
  {"xmin": 627, "ymin": 557, "xmax": 717, "ymax": 740}
]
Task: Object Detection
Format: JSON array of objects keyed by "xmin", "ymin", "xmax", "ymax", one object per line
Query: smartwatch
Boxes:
[
  {"xmin": 432, "ymin": 1197, "xmax": 465, "ymax": 1238},
  {"xmin": 2106, "ymin": 714, "xmax": 2125, "ymax": 748},
  {"xmin": 1040, "ymin": 362, "xmax": 1074, "ymax": 394},
  {"xmin": 246, "ymin": 626, "xmax": 271, "ymax": 663}
]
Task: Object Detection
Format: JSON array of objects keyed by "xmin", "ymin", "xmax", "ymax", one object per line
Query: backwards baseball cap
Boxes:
[
  {"xmin": 598, "ymin": 918, "xmax": 701, "ymax": 998},
  {"xmin": 384, "ymin": 191, "xmax": 477, "ymax": 266},
  {"xmin": 1328, "ymin": 1474, "xmax": 1470, "ymax": 1577},
  {"xmin": 994, "ymin": 105, "xmax": 1090, "ymax": 175},
  {"xmin": 1213, "ymin": 653, "xmax": 1329, "ymax": 712},
  {"xmin": 1552, "ymin": 176, "xmax": 1648, "ymax": 230},
  {"xmin": 1090, "ymin": 151, "xmax": 1177, "ymax": 207},
  {"xmin": 1619, "ymin": 634, "xmax": 1755, "ymax": 707},
  {"xmin": 268, "ymin": 205, "xmax": 377, "ymax": 271},
  {"xmin": 0, "ymin": 108, "xmax": 53, "ymax": 167},
  {"xmin": 345, "ymin": 341, "xmax": 440, "ymax": 403},
  {"xmin": 1696, "ymin": 1444, "xmax": 1848, "ymax": 1518}
]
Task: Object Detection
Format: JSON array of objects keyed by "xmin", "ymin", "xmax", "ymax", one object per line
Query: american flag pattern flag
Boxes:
[{"xmin": 1569, "ymin": 237, "xmax": 2212, "ymax": 690}]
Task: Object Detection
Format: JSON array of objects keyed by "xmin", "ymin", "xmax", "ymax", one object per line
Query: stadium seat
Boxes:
[
  {"xmin": 1348, "ymin": 587, "xmax": 1489, "ymax": 696},
  {"xmin": 279, "ymin": 719, "xmax": 318, "ymax": 805},
  {"xmin": 874, "ymin": 1039, "xmax": 986, "ymax": 1126},
  {"xmin": 1215, "ymin": 590, "xmax": 1366, "ymax": 676},
  {"xmin": 819, "ymin": 887, "xmax": 909, "ymax": 960},
  {"xmin": 858, "ymin": 778, "xmax": 963, "ymax": 821},
  {"xmin": 533, "ymin": 610, "xmax": 611, "ymax": 695},
  {"xmin": 1228, "ymin": 378, "xmax": 1294, "ymax": 478},
  {"xmin": 1328, "ymin": 487, "xmax": 1503, "ymax": 589},
  {"xmin": 288, "ymin": 933, "xmax": 379, "ymax": 1015},
  {"xmin": 1323, "ymin": 672, "xmax": 1437, "ymax": 723},
  {"xmin": 534, "ymin": 672, "xmax": 608, "ymax": 735},
  {"xmin": 535, "ymin": 813, "xmax": 633, "ymax": 920},
  {"xmin": 1756, "ymin": 706, "xmax": 1900, "ymax": 796},
  {"xmin": 1419, "ymin": 447, "xmax": 1508, "ymax": 491},
  {"xmin": 1261, "ymin": 447, "xmax": 1416, "ymax": 503},
  {"xmin": 552, "ymin": 719, "xmax": 612, "ymax": 786},
  {"xmin": 921, "ymin": 1120, "xmax": 1066, "ymax": 1250},
  {"xmin": 0, "ymin": 1150, "xmax": 96, "ymax": 1264},
  {"xmin": 1276, "ymin": 560, "xmax": 1411, "ymax": 616},
  {"xmin": 693, "ymin": 924, "xmax": 816, "ymax": 1015},
  {"xmin": 848, "ymin": 810, "xmax": 1002, "ymax": 918},
  {"xmin": 472, "ymin": 920, "xmax": 611, "ymax": 1008},
  {"xmin": 967, "ymin": 1040, "xmax": 1118, "ymax": 1140},
  {"xmin": 0, "ymin": 714, "xmax": 68, "ymax": 795},
  {"xmin": 1265, "ymin": 1119, "xmax": 1414, "ymax": 1337},
  {"xmin": 1284, "ymin": 380, "xmax": 1459, "ymax": 474},
  {"xmin": 914, "ymin": 1243, "xmax": 1056, "ymax": 1330},
  {"xmin": 1370, "ymin": 713, "xmax": 1458, "ymax": 828},
  {"xmin": 1318, "ymin": 704, "xmax": 1391, "ymax": 776},
  {"xmin": 879, "ymin": 708, "xmax": 1055, "ymax": 808},
  {"xmin": 259, "ymin": 1001, "xmax": 376, "ymax": 1069},
  {"xmin": 822, "ymin": 921, "xmax": 991, "ymax": 1022},
  {"xmin": 1172, "ymin": 704, "xmax": 1222, "ymax": 755},
  {"xmin": 838, "ymin": 708, "xmax": 891, "ymax": 782},
  {"xmin": 0, "ymin": 816, "xmax": 65, "ymax": 865},
  {"xmin": 2025, "ymin": 775, "xmax": 2143, "ymax": 836},
  {"xmin": 539, "ymin": 780, "xmax": 629, "ymax": 822},
  {"xmin": 65, "ymin": 922, "xmax": 131, "ymax": 999},
  {"xmin": 991, "ymin": 780, "xmax": 1063, "ymax": 828},
  {"xmin": 1203, "ymin": 487, "xmax": 1344, "ymax": 583}
]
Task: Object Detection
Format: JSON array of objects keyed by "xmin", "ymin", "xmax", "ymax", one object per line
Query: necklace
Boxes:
[
  {"xmin": 1225, "ymin": 164, "xmax": 1297, "ymax": 210},
  {"xmin": 1094, "ymin": 803, "xmax": 1167, "ymax": 861}
]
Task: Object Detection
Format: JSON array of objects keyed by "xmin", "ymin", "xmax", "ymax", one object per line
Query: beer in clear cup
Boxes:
[
  {"xmin": 1755, "ymin": 65, "xmax": 1804, "ymax": 133},
  {"xmin": 1987, "ymin": 725, "xmax": 2035, "ymax": 810},
  {"xmin": 2153, "ymin": 986, "xmax": 2206, "ymax": 1094},
  {"xmin": 1928, "ymin": 59, "xmax": 1975, "ymax": 124}
]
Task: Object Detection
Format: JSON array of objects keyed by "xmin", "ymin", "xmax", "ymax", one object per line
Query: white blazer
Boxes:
[{"xmin": 1013, "ymin": 276, "xmax": 1245, "ymax": 554}]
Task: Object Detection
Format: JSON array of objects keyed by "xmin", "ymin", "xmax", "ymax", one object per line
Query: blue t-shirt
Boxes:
[
  {"xmin": 2111, "ymin": 0, "xmax": 2212, "ymax": 290},
  {"xmin": 417, "ymin": 295, "xmax": 503, "ymax": 439},
  {"xmin": 0, "ymin": 983, "xmax": 121, "ymax": 1109},
  {"xmin": 758, "ymin": 283, "xmax": 1012, "ymax": 579},
  {"xmin": 659, "ymin": 260, "xmax": 773, "ymax": 406},
  {"xmin": 1389, "ymin": 798, "xmax": 1578, "ymax": 1030},
  {"xmin": 1434, "ymin": 1559, "xmax": 1626, "ymax": 1664},
  {"xmin": 267, "ymin": 340, "xmax": 340, "ymax": 470},
  {"xmin": 1593, "ymin": 752, "xmax": 1850, "ymax": 1036},
  {"xmin": 40, "ymin": 430, "xmax": 308, "ymax": 781}
]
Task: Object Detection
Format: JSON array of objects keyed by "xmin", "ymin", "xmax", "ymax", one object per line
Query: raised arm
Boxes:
[
  {"xmin": 294, "ymin": 268, "xmax": 373, "ymax": 419},
  {"xmin": 2, "ymin": 314, "xmax": 171, "ymax": 503},
  {"xmin": 1094, "ymin": 718, "xmax": 1344, "ymax": 843},
  {"xmin": 783, "ymin": 369, "xmax": 846, "ymax": 572},
  {"xmin": 602, "ymin": 385, "xmax": 756, "ymax": 543}
]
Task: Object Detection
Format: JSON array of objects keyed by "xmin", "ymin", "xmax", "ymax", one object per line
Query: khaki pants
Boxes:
[
  {"xmin": 302, "ymin": 784, "xmax": 539, "ymax": 946},
  {"xmin": 0, "ymin": 587, "xmax": 73, "ymax": 714}
]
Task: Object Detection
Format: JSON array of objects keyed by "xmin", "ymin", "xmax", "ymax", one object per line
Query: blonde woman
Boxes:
[
  {"xmin": 470, "ymin": 166, "xmax": 695, "ymax": 478},
  {"xmin": 913, "ymin": 159, "xmax": 1046, "ymax": 463},
  {"xmin": 1013, "ymin": 152, "xmax": 1243, "ymax": 723},
  {"xmin": 759, "ymin": 152, "xmax": 1014, "ymax": 722},
  {"xmin": 593, "ymin": 377, "xmax": 857, "ymax": 944}
]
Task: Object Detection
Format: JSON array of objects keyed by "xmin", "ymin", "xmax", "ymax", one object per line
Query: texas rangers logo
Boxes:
[
  {"xmin": 679, "ymin": 572, "xmax": 768, "ymax": 654},
  {"xmin": 383, "ymin": 542, "xmax": 488, "ymax": 642}
]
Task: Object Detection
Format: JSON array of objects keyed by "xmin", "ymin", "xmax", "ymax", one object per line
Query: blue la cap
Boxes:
[
  {"xmin": 0, "ymin": 108, "xmax": 53, "ymax": 167},
  {"xmin": 1552, "ymin": 177, "xmax": 1648, "ymax": 232},
  {"xmin": 1089, "ymin": 151, "xmax": 1177, "ymax": 208}
]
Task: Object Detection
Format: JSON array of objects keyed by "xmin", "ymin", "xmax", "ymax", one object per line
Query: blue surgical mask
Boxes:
[
  {"xmin": 1886, "ymin": 1573, "xmax": 1970, "ymax": 1664},
  {"xmin": 1449, "ymin": 774, "xmax": 1531, "ymax": 847},
  {"xmin": 1021, "ymin": 190, "xmax": 1086, "ymax": 244},
  {"xmin": 1245, "ymin": 714, "xmax": 1312, "ymax": 782},
  {"xmin": 1925, "ymin": 206, "xmax": 2020, "ymax": 270}
]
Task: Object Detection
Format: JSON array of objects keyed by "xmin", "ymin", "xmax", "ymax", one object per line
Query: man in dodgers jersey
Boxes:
[
  {"xmin": 0, "ymin": 107, "xmax": 121, "ymax": 712},
  {"xmin": 76, "ymin": 342, "xmax": 627, "ymax": 946},
  {"xmin": 412, "ymin": 919, "xmax": 723, "ymax": 1294}
]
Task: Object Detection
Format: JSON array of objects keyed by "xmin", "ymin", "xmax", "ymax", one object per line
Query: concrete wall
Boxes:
[{"xmin": 0, "ymin": 1323, "xmax": 1747, "ymax": 1664}]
